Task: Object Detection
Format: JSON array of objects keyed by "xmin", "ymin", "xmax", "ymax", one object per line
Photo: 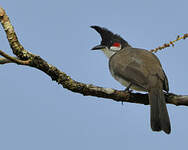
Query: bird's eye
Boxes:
[{"xmin": 113, "ymin": 42, "xmax": 121, "ymax": 47}]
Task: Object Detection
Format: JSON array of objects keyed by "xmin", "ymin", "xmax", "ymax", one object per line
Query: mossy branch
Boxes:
[{"xmin": 0, "ymin": 7, "xmax": 188, "ymax": 106}]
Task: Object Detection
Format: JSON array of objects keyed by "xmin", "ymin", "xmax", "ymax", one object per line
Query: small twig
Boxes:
[
  {"xmin": 0, "ymin": 57, "xmax": 12, "ymax": 64},
  {"xmin": 0, "ymin": 50, "xmax": 30, "ymax": 65},
  {"xmin": 150, "ymin": 33, "xmax": 188, "ymax": 53}
]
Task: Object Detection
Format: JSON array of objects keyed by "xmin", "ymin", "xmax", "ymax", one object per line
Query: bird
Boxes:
[{"xmin": 91, "ymin": 25, "xmax": 171, "ymax": 134}]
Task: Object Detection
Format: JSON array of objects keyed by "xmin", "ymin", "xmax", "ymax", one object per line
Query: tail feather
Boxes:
[{"xmin": 149, "ymin": 88, "xmax": 171, "ymax": 134}]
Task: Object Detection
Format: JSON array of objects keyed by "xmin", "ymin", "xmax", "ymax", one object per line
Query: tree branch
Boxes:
[
  {"xmin": 150, "ymin": 33, "xmax": 188, "ymax": 53},
  {"xmin": 0, "ymin": 50, "xmax": 30, "ymax": 65},
  {"xmin": 0, "ymin": 7, "xmax": 188, "ymax": 106},
  {"xmin": 0, "ymin": 57, "xmax": 12, "ymax": 64}
]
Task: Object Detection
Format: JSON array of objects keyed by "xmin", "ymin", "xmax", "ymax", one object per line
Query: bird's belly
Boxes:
[{"xmin": 111, "ymin": 71, "xmax": 147, "ymax": 92}]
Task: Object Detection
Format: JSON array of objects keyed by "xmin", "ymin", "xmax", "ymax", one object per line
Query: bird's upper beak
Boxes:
[{"xmin": 91, "ymin": 45, "xmax": 106, "ymax": 50}]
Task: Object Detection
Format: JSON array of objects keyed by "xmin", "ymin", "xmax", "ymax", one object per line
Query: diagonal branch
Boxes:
[{"xmin": 0, "ymin": 7, "xmax": 188, "ymax": 106}]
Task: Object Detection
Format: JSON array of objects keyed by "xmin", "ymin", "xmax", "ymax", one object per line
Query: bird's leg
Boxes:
[
  {"xmin": 121, "ymin": 83, "xmax": 133, "ymax": 105},
  {"xmin": 164, "ymin": 90, "xmax": 170, "ymax": 99},
  {"xmin": 124, "ymin": 83, "xmax": 133, "ymax": 92}
]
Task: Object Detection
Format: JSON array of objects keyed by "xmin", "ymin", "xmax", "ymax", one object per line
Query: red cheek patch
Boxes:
[{"xmin": 113, "ymin": 42, "xmax": 121, "ymax": 47}]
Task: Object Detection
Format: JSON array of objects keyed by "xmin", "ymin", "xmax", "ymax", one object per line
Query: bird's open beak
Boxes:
[{"xmin": 91, "ymin": 45, "xmax": 106, "ymax": 50}]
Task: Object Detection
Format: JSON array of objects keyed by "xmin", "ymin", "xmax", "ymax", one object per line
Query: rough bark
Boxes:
[{"xmin": 0, "ymin": 7, "xmax": 188, "ymax": 106}]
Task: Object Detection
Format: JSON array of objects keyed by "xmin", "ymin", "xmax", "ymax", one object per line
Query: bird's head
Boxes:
[{"xmin": 91, "ymin": 25, "xmax": 130, "ymax": 52}]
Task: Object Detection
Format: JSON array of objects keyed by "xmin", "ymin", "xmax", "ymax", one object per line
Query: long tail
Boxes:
[{"xmin": 148, "ymin": 88, "xmax": 171, "ymax": 134}]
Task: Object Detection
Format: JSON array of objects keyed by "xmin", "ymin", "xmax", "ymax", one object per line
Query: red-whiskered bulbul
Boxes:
[{"xmin": 91, "ymin": 25, "xmax": 171, "ymax": 134}]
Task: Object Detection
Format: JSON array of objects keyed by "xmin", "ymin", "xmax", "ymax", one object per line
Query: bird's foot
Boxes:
[
  {"xmin": 124, "ymin": 83, "xmax": 133, "ymax": 93},
  {"xmin": 121, "ymin": 83, "xmax": 132, "ymax": 105}
]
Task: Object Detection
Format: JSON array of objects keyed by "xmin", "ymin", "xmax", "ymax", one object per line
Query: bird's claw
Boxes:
[
  {"xmin": 124, "ymin": 83, "xmax": 133, "ymax": 93},
  {"xmin": 121, "ymin": 83, "xmax": 133, "ymax": 105}
]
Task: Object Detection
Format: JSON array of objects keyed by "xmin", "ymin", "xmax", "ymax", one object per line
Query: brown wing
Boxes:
[{"xmin": 109, "ymin": 47, "xmax": 169, "ymax": 92}]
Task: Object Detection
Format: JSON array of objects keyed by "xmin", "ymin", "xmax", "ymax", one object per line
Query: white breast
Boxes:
[{"xmin": 110, "ymin": 69, "xmax": 146, "ymax": 92}]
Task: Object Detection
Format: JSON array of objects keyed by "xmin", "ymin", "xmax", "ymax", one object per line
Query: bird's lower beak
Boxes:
[{"xmin": 91, "ymin": 45, "xmax": 106, "ymax": 50}]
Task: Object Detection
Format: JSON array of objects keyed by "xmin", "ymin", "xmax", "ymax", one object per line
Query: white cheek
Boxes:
[{"xmin": 110, "ymin": 46, "xmax": 121, "ymax": 51}]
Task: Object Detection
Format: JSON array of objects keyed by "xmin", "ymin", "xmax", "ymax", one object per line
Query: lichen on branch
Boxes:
[{"xmin": 0, "ymin": 6, "xmax": 188, "ymax": 106}]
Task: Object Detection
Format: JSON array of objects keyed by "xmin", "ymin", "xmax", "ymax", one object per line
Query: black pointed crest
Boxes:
[{"xmin": 91, "ymin": 25, "xmax": 129, "ymax": 48}]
